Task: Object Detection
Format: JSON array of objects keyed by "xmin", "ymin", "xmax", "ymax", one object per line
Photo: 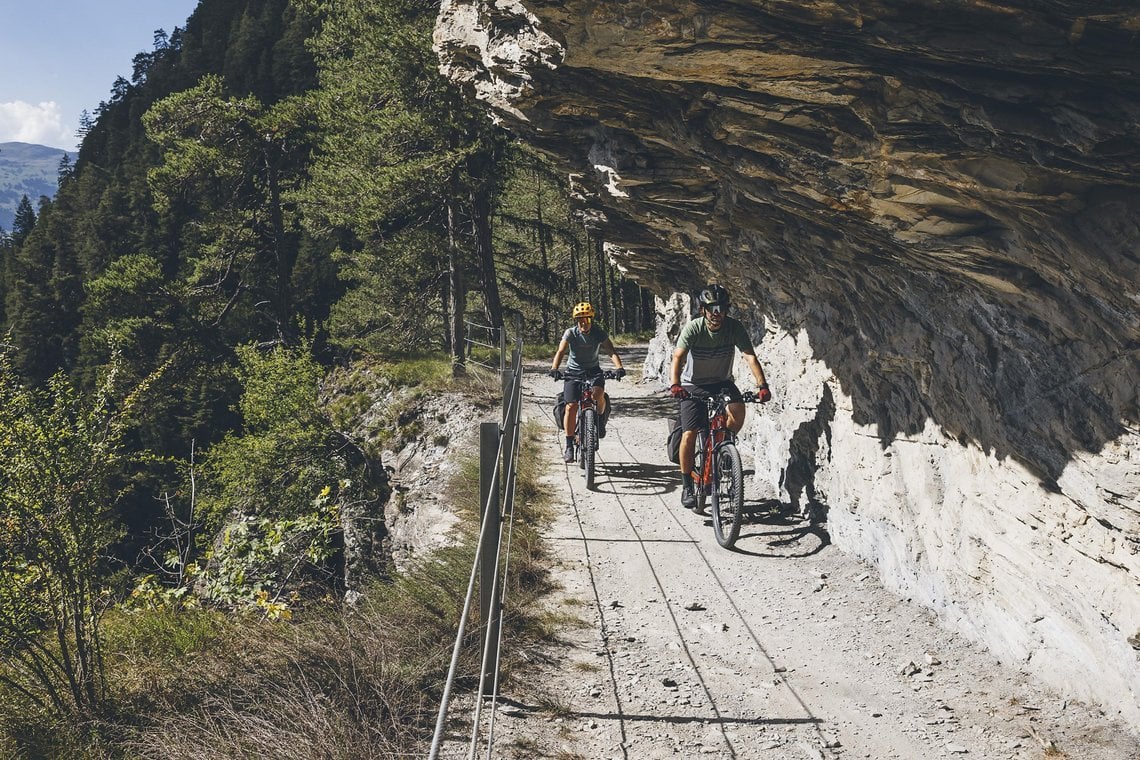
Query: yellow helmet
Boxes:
[{"xmin": 572, "ymin": 302, "xmax": 595, "ymax": 319}]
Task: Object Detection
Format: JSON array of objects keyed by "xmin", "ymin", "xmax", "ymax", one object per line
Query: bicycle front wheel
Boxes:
[
  {"xmin": 581, "ymin": 409, "xmax": 597, "ymax": 488},
  {"xmin": 711, "ymin": 443, "xmax": 744, "ymax": 548},
  {"xmin": 693, "ymin": 432, "xmax": 708, "ymax": 514}
]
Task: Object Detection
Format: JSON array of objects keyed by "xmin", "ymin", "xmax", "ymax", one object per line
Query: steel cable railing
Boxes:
[
  {"xmin": 463, "ymin": 319, "xmax": 506, "ymax": 373},
  {"xmin": 428, "ymin": 344, "xmax": 523, "ymax": 760},
  {"xmin": 426, "ymin": 437, "xmax": 505, "ymax": 760},
  {"xmin": 468, "ymin": 366, "xmax": 523, "ymax": 758}
]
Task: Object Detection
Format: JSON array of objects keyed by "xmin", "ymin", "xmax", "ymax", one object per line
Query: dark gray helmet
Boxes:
[{"xmin": 697, "ymin": 284, "xmax": 730, "ymax": 308}]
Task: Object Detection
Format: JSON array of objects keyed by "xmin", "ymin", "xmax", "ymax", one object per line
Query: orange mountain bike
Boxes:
[{"xmin": 687, "ymin": 389, "xmax": 760, "ymax": 549}]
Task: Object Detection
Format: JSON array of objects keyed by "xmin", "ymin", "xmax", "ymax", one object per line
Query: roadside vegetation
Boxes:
[{"xmin": 0, "ymin": 361, "xmax": 555, "ymax": 757}]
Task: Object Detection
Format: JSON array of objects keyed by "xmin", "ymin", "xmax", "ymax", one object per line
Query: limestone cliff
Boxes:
[{"xmin": 435, "ymin": 0, "xmax": 1140, "ymax": 725}]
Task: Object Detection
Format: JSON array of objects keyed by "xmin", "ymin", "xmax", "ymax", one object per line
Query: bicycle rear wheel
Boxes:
[
  {"xmin": 582, "ymin": 409, "xmax": 597, "ymax": 488},
  {"xmin": 711, "ymin": 443, "xmax": 744, "ymax": 548}
]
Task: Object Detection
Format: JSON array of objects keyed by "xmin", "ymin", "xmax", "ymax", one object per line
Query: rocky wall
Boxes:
[{"xmin": 643, "ymin": 292, "xmax": 1139, "ymax": 727}]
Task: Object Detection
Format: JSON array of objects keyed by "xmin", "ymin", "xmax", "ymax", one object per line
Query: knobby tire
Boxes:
[
  {"xmin": 693, "ymin": 432, "xmax": 708, "ymax": 514},
  {"xmin": 582, "ymin": 409, "xmax": 597, "ymax": 489},
  {"xmin": 576, "ymin": 419, "xmax": 585, "ymax": 469},
  {"xmin": 711, "ymin": 443, "xmax": 744, "ymax": 548}
]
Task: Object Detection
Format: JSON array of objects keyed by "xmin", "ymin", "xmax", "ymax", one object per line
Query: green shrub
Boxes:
[
  {"xmin": 195, "ymin": 344, "xmax": 386, "ymax": 615},
  {"xmin": 0, "ymin": 351, "xmax": 155, "ymax": 725}
]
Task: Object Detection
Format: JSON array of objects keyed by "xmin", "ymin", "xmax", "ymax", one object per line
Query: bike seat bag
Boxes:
[
  {"xmin": 666, "ymin": 415, "xmax": 682, "ymax": 464},
  {"xmin": 554, "ymin": 391, "xmax": 567, "ymax": 431}
]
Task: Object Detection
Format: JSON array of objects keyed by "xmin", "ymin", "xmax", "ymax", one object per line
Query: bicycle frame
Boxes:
[
  {"xmin": 567, "ymin": 380, "xmax": 601, "ymax": 438},
  {"xmin": 693, "ymin": 396, "xmax": 735, "ymax": 493},
  {"xmin": 555, "ymin": 370, "xmax": 621, "ymax": 490},
  {"xmin": 679, "ymin": 388, "xmax": 757, "ymax": 547}
]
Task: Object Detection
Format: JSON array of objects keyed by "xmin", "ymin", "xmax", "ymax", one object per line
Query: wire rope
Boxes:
[{"xmin": 468, "ymin": 362, "xmax": 524, "ymax": 759}]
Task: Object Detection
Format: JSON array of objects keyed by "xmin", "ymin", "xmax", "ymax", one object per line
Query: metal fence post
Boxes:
[
  {"xmin": 478, "ymin": 421, "xmax": 502, "ymax": 698},
  {"xmin": 499, "ymin": 324, "xmax": 506, "ymax": 374},
  {"xmin": 501, "ymin": 368, "xmax": 519, "ymax": 526}
]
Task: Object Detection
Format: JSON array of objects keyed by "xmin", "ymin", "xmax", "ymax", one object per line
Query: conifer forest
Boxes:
[{"xmin": 0, "ymin": 0, "xmax": 651, "ymax": 755}]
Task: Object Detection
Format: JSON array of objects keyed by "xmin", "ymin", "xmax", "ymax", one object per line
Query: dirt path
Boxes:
[{"xmin": 476, "ymin": 347, "xmax": 1138, "ymax": 759}]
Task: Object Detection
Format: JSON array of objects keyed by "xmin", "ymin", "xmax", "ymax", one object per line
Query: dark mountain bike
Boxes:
[
  {"xmin": 685, "ymin": 389, "xmax": 760, "ymax": 549},
  {"xmin": 555, "ymin": 370, "xmax": 622, "ymax": 490}
]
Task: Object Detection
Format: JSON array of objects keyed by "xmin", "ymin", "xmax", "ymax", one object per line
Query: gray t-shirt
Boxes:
[
  {"xmin": 677, "ymin": 316, "xmax": 753, "ymax": 385},
  {"xmin": 562, "ymin": 325, "xmax": 609, "ymax": 373}
]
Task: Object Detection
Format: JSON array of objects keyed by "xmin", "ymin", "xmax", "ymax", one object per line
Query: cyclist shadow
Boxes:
[
  {"xmin": 591, "ymin": 461, "xmax": 680, "ymax": 497},
  {"xmin": 704, "ymin": 500, "xmax": 831, "ymax": 557}
]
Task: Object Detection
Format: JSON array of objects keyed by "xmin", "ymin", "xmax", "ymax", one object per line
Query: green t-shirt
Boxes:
[
  {"xmin": 677, "ymin": 316, "xmax": 753, "ymax": 385},
  {"xmin": 562, "ymin": 324, "xmax": 609, "ymax": 373}
]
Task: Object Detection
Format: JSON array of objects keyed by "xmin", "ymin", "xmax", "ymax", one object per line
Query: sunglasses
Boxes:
[
  {"xmin": 705, "ymin": 304, "xmax": 727, "ymax": 315},
  {"xmin": 576, "ymin": 316, "xmax": 592, "ymax": 323}
]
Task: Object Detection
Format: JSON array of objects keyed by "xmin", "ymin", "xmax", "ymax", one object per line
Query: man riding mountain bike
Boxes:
[
  {"xmin": 550, "ymin": 302, "xmax": 626, "ymax": 463},
  {"xmin": 670, "ymin": 285, "xmax": 771, "ymax": 509}
]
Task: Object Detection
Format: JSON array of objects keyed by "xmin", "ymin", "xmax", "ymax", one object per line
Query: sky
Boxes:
[{"xmin": 0, "ymin": 1, "xmax": 201, "ymax": 152}]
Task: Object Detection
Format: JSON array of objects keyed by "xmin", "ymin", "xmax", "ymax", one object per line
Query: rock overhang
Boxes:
[{"xmin": 435, "ymin": 0, "xmax": 1139, "ymax": 480}]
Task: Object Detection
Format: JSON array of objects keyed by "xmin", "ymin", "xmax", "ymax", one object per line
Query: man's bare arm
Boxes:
[
  {"xmin": 741, "ymin": 350, "xmax": 767, "ymax": 387},
  {"xmin": 671, "ymin": 347, "xmax": 688, "ymax": 386}
]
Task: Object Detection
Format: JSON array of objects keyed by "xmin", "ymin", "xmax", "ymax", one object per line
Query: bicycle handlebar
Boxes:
[
  {"xmin": 551, "ymin": 370, "xmax": 623, "ymax": 382},
  {"xmin": 671, "ymin": 387, "xmax": 761, "ymax": 403}
]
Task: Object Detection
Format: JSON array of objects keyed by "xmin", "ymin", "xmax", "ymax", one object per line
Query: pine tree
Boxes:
[
  {"xmin": 11, "ymin": 196, "xmax": 36, "ymax": 247},
  {"xmin": 302, "ymin": 0, "xmax": 508, "ymax": 369},
  {"xmin": 144, "ymin": 75, "xmax": 315, "ymax": 348}
]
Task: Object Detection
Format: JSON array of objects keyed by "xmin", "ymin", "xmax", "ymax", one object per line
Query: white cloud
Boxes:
[{"xmin": 0, "ymin": 101, "xmax": 76, "ymax": 150}]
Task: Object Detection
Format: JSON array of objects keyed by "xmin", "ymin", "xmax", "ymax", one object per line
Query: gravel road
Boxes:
[{"xmin": 461, "ymin": 348, "xmax": 1139, "ymax": 760}]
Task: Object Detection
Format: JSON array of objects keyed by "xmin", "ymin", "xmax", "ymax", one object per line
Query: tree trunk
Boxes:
[
  {"xmin": 266, "ymin": 153, "xmax": 297, "ymax": 347},
  {"xmin": 447, "ymin": 197, "xmax": 466, "ymax": 376},
  {"xmin": 471, "ymin": 185, "xmax": 503, "ymax": 332},
  {"xmin": 441, "ymin": 280, "xmax": 451, "ymax": 354},
  {"xmin": 595, "ymin": 236, "xmax": 609, "ymax": 328},
  {"xmin": 536, "ymin": 167, "xmax": 551, "ymax": 344},
  {"xmin": 585, "ymin": 234, "xmax": 594, "ymax": 304},
  {"xmin": 641, "ymin": 285, "xmax": 654, "ymax": 332},
  {"xmin": 569, "ymin": 229, "xmax": 580, "ymax": 302}
]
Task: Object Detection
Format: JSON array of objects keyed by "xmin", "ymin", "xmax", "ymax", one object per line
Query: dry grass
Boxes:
[{"xmin": 534, "ymin": 695, "xmax": 576, "ymax": 719}]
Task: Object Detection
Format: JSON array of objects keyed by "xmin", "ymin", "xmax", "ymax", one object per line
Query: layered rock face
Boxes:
[{"xmin": 435, "ymin": 0, "xmax": 1140, "ymax": 724}]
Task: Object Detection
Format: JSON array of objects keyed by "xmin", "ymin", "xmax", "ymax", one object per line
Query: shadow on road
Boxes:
[
  {"xmin": 491, "ymin": 696, "xmax": 821, "ymax": 728},
  {"xmin": 733, "ymin": 502, "xmax": 830, "ymax": 557},
  {"xmin": 606, "ymin": 391, "xmax": 675, "ymax": 423},
  {"xmin": 590, "ymin": 461, "xmax": 679, "ymax": 497},
  {"xmin": 685, "ymin": 501, "xmax": 830, "ymax": 558}
]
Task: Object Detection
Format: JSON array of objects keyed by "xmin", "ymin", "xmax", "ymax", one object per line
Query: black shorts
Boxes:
[
  {"xmin": 678, "ymin": 380, "xmax": 743, "ymax": 431},
  {"xmin": 562, "ymin": 369, "xmax": 605, "ymax": 403}
]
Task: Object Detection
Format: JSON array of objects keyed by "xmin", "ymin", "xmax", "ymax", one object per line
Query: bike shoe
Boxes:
[
  {"xmin": 681, "ymin": 482, "xmax": 697, "ymax": 509},
  {"xmin": 563, "ymin": 443, "xmax": 575, "ymax": 463}
]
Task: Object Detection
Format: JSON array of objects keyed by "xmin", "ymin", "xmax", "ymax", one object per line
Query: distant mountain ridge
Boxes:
[{"xmin": 0, "ymin": 142, "xmax": 70, "ymax": 232}]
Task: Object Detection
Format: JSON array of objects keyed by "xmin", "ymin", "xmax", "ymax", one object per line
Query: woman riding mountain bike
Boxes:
[
  {"xmin": 549, "ymin": 302, "xmax": 625, "ymax": 463},
  {"xmin": 552, "ymin": 370, "xmax": 623, "ymax": 490}
]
